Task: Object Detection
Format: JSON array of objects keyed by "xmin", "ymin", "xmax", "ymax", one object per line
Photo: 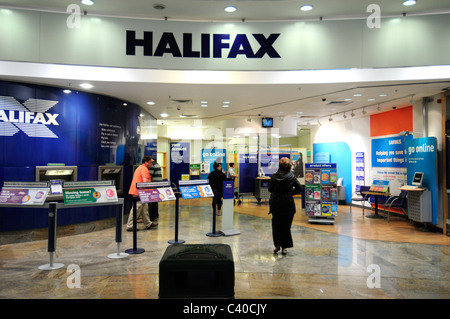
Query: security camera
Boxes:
[
  {"xmin": 258, "ymin": 114, "xmax": 261, "ymax": 117},
  {"xmin": 392, "ymin": 106, "xmax": 397, "ymax": 109},
  {"xmin": 322, "ymin": 98, "xmax": 326, "ymax": 102}
]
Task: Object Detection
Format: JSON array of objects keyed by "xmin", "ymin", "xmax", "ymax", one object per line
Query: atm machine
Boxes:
[
  {"xmin": 98, "ymin": 165, "xmax": 124, "ymax": 195},
  {"xmin": 35, "ymin": 165, "xmax": 78, "ymax": 201}
]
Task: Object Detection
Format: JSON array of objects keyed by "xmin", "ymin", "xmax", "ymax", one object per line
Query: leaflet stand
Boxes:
[
  {"xmin": 219, "ymin": 181, "xmax": 240, "ymax": 236},
  {"xmin": 135, "ymin": 181, "xmax": 180, "ymax": 244}
]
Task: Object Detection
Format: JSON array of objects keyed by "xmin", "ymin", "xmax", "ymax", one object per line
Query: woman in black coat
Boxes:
[
  {"xmin": 207, "ymin": 162, "xmax": 227, "ymax": 215},
  {"xmin": 268, "ymin": 157, "xmax": 303, "ymax": 255}
]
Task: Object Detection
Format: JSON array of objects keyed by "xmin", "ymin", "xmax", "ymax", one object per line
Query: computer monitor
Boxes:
[
  {"xmin": 98, "ymin": 165, "xmax": 123, "ymax": 194},
  {"xmin": 412, "ymin": 172, "xmax": 424, "ymax": 186},
  {"xmin": 35, "ymin": 166, "xmax": 77, "ymax": 201}
]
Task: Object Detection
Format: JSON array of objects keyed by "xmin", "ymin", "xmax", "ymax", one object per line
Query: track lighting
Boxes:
[{"xmin": 362, "ymin": 108, "xmax": 367, "ymax": 115}]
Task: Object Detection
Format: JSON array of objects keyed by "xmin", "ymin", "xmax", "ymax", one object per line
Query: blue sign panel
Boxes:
[
  {"xmin": 406, "ymin": 137, "xmax": 438, "ymax": 225},
  {"xmin": 223, "ymin": 180, "xmax": 235, "ymax": 199},
  {"xmin": 371, "ymin": 136, "xmax": 411, "ymax": 168}
]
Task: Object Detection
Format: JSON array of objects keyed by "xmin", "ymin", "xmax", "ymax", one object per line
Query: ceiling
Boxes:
[{"xmin": 1, "ymin": 0, "xmax": 450, "ymax": 130}]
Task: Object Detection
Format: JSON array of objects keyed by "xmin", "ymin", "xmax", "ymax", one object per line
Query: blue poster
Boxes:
[
  {"xmin": 201, "ymin": 148, "xmax": 226, "ymax": 179},
  {"xmin": 405, "ymin": 137, "xmax": 438, "ymax": 225},
  {"xmin": 371, "ymin": 136, "xmax": 411, "ymax": 168},
  {"xmin": 170, "ymin": 142, "xmax": 190, "ymax": 187}
]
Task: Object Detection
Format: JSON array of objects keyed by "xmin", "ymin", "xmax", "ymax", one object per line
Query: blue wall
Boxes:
[{"xmin": 0, "ymin": 80, "xmax": 157, "ymax": 231}]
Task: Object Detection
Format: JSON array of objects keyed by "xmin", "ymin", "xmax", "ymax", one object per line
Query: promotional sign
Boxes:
[
  {"xmin": 369, "ymin": 180, "xmax": 390, "ymax": 193},
  {"xmin": 0, "ymin": 188, "xmax": 49, "ymax": 205},
  {"xmin": 62, "ymin": 181, "xmax": 118, "ymax": 205},
  {"xmin": 371, "ymin": 135, "xmax": 411, "ymax": 195},
  {"xmin": 223, "ymin": 181, "xmax": 235, "ymax": 200},
  {"xmin": 170, "ymin": 142, "xmax": 190, "ymax": 187},
  {"xmin": 138, "ymin": 187, "xmax": 175, "ymax": 203},
  {"xmin": 405, "ymin": 136, "xmax": 439, "ymax": 225},
  {"xmin": 178, "ymin": 180, "xmax": 214, "ymax": 199},
  {"xmin": 201, "ymin": 148, "xmax": 226, "ymax": 179}
]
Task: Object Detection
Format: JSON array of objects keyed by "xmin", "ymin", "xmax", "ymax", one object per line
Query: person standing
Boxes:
[
  {"xmin": 127, "ymin": 156, "xmax": 153, "ymax": 231},
  {"xmin": 226, "ymin": 162, "xmax": 238, "ymax": 180},
  {"xmin": 148, "ymin": 159, "xmax": 162, "ymax": 228},
  {"xmin": 207, "ymin": 162, "xmax": 227, "ymax": 216},
  {"xmin": 268, "ymin": 157, "xmax": 302, "ymax": 255}
]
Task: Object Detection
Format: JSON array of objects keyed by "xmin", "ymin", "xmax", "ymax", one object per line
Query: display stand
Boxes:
[
  {"xmin": 135, "ymin": 181, "xmax": 180, "ymax": 244},
  {"xmin": 304, "ymin": 163, "xmax": 338, "ymax": 224},
  {"xmin": 178, "ymin": 180, "xmax": 218, "ymax": 237},
  {"xmin": 219, "ymin": 181, "xmax": 240, "ymax": 236},
  {"xmin": 363, "ymin": 180, "xmax": 390, "ymax": 219}
]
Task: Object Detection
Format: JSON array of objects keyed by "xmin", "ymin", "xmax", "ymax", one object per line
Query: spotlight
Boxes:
[
  {"xmin": 343, "ymin": 113, "xmax": 347, "ymax": 119},
  {"xmin": 362, "ymin": 108, "xmax": 367, "ymax": 115},
  {"xmin": 329, "ymin": 116, "xmax": 333, "ymax": 122},
  {"xmin": 351, "ymin": 110, "xmax": 355, "ymax": 117}
]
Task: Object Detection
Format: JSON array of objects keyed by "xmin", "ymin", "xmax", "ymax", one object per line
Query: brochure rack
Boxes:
[{"xmin": 304, "ymin": 163, "xmax": 338, "ymax": 224}]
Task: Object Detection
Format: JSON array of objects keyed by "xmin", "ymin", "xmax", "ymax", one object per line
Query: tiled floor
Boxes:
[{"xmin": 0, "ymin": 198, "xmax": 449, "ymax": 300}]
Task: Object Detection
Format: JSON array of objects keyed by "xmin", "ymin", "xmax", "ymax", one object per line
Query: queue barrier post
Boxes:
[
  {"xmin": 39, "ymin": 202, "xmax": 65, "ymax": 270},
  {"xmin": 125, "ymin": 196, "xmax": 145, "ymax": 254}
]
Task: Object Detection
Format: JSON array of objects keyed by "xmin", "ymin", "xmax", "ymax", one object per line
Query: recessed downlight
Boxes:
[
  {"xmin": 146, "ymin": 101, "xmax": 155, "ymax": 105},
  {"xmin": 81, "ymin": 0, "xmax": 94, "ymax": 5},
  {"xmin": 403, "ymin": 0, "xmax": 416, "ymax": 6},
  {"xmin": 63, "ymin": 89, "xmax": 72, "ymax": 94},
  {"xmin": 224, "ymin": 6, "xmax": 236, "ymax": 13},
  {"xmin": 160, "ymin": 113, "xmax": 168, "ymax": 118},
  {"xmin": 80, "ymin": 83, "xmax": 93, "ymax": 89},
  {"xmin": 300, "ymin": 5, "xmax": 313, "ymax": 11}
]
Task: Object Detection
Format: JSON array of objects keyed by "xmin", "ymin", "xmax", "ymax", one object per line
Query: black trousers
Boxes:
[
  {"xmin": 149, "ymin": 202, "xmax": 159, "ymax": 221},
  {"xmin": 272, "ymin": 213, "xmax": 294, "ymax": 249}
]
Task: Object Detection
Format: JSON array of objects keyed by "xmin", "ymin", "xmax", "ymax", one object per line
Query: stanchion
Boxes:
[
  {"xmin": 168, "ymin": 192, "xmax": 185, "ymax": 244},
  {"xmin": 108, "ymin": 199, "xmax": 129, "ymax": 259},
  {"xmin": 207, "ymin": 191, "xmax": 222, "ymax": 237},
  {"xmin": 39, "ymin": 202, "xmax": 65, "ymax": 270},
  {"xmin": 125, "ymin": 197, "xmax": 145, "ymax": 254}
]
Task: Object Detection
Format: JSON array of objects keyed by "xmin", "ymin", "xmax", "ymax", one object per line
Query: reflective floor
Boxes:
[{"xmin": 0, "ymin": 198, "xmax": 449, "ymax": 299}]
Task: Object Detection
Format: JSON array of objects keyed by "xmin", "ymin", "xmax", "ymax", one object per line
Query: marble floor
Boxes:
[{"xmin": 0, "ymin": 198, "xmax": 449, "ymax": 300}]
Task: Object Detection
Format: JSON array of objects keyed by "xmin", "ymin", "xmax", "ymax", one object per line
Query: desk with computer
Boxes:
[{"xmin": 362, "ymin": 172, "xmax": 431, "ymax": 222}]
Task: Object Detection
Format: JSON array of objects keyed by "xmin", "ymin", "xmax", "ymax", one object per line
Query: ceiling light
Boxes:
[
  {"xmin": 222, "ymin": 104, "xmax": 229, "ymax": 107},
  {"xmin": 353, "ymin": 93, "xmax": 362, "ymax": 97},
  {"xmin": 368, "ymin": 98, "xmax": 375, "ymax": 101},
  {"xmin": 160, "ymin": 113, "xmax": 168, "ymax": 118},
  {"xmin": 351, "ymin": 110, "xmax": 355, "ymax": 117},
  {"xmin": 379, "ymin": 94, "xmax": 387, "ymax": 97},
  {"xmin": 201, "ymin": 104, "xmax": 208, "ymax": 107},
  {"xmin": 362, "ymin": 108, "xmax": 367, "ymax": 115},
  {"xmin": 377, "ymin": 105, "xmax": 381, "ymax": 111},
  {"xmin": 146, "ymin": 101, "xmax": 155, "ymax": 105},
  {"xmin": 81, "ymin": 0, "xmax": 94, "ymax": 5},
  {"xmin": 300, "ymin": 5, "xmax": 313, "ymax": 11},
  {"xmin": 343, "ymin": 113, "xmax": 347, "ymax": 119},
  {"xmin": 63, "ymin": 89, "xmax": 72, "ymax": 94},
  {"xmin": 80, "ymin": 83, "xmax": 93, "ymax": 89},
  {"xmin": 329, "ymin": 116, "xmax": 333, "ymax": 122},
  {"xmin": 224, "ymin": 6, "xmax": 236, "ymax": 13},
  {"xmin": 403, "ymin": 0, "xmax": 416, "ymax": 6},
  {"xmin": 223, "ymin": 101, "xmax": 230, "ymax": 104},
  {"xmin": 123, "ymin": 103, "xmax": 127, "ymax": 106}
]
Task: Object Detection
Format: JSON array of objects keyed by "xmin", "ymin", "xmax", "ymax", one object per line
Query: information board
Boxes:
[
  {"xmin": 0, "ymin": 188, "xmax": 49, "ymax": 205},
  {"xmin": 369, "ymin": 180, "xmax": 390, "ymax": 193},
  {"xmin": 138, "ymin": 187, "xmax": 176, "ymax": 203},
  {"xmin": 62, "ymin": 181, "xmax": 118, "ymax": 205}
]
